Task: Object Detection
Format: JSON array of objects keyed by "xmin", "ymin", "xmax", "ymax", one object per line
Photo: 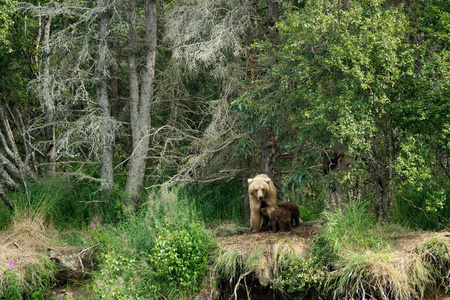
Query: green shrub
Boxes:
[
  {"xmin": 92, "ymin": 252, "xmax": 143, "ymax": 300},
  {"xmin": 91, "ymin": 191, "xmax": 216, "ymax": 299},
  {"xmin": 272, "ymin": 256, "xmax": 328, "ymax": 297},
  {"xmin": 147, "ymin": 222, "xmax": 212, "ymax": 297}
]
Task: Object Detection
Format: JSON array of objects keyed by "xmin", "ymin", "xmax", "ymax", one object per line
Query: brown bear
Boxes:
[
  {"xmin": 278, "ymin": 202, "xmax": 302, "ymax": 227},
  {"xmin": 260, "ymin": 206, "xmax": 291, "ymax": 232},
  {"xmin": 248, "ymin": 174, "xmax": 278, "ymax": 232}
]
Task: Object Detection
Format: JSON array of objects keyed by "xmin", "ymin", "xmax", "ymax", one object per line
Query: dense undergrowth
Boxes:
[{"xmin": 1, "ymin": 179, "xmax": 450, "ymax": 299}]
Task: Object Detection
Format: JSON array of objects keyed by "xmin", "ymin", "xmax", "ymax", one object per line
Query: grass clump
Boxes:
[
  {"xmin": 316, "ymin": 201, "xmax": 450, "ymax": 300},
  {"xmin": 0, "ymin": 212, "xmax": 58, "ymax": 300},
  {"xmin": 417, "ymin": 237, "xmax": 450, "ymax": 288},
  {"xmin": 321, "ymin": 201, "xmax": 391, "ymax": 253},
  {"xmin": 326, "ymin": 250, "xmax": 430, "ymax": 300},
  {"xmin": 213, "ymin": 249, "xmax": 246, "ymax": 283}
]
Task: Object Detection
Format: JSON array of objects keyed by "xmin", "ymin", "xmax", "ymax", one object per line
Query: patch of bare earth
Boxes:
[{"xmin": 217, "ymin": 221, "xmax": 319, "ymax": 255}]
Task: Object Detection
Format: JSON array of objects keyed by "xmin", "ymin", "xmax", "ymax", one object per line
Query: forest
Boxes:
[{"xmin": 0, "ymin": 0, "xmax": 449, "ymax": 299}]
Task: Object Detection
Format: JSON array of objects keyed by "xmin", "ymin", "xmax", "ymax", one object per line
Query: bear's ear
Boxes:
[
  {"xmin": 247, "ymin": 179, "xmax": 253, "ymax": 184},
  {"xmin": 264, "ymin": 178, "xmax": 271, "ymax": 183}
]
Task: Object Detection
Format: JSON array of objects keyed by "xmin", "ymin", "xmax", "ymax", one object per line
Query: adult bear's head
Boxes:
[{"xmin": 248, "ymin": 174, "xmax": 272, "ymax": 201}]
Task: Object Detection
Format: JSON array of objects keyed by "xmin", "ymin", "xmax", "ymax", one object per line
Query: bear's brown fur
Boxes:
[
  {"xmin": 278, "ymin": 202, "xmax": 302, "ymax": 227},
  {"xmin": 260, "ymin": 206, "xmax": 291, "ymax": 232},
  {"xmin": 248, "ymin": 174, "xmax": 277, "ymax": 232}
]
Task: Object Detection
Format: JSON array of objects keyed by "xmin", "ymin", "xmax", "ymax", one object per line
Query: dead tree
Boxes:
[
  {"xmin": 0, "ymin": 104, "xmax": 39, "ymax": 209},
  {"xmin": 125, "ymin": 0, "xmax": 157, "ymax": 198}
]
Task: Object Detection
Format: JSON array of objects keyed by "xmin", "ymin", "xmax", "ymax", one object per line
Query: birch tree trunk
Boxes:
[
  {"xmin": 125, "ymin": 0, "xmax": 157, "ymax": 198},
  {"xmin": 96, "ymin": 0, "xmax": 114, "ymax": 190}
]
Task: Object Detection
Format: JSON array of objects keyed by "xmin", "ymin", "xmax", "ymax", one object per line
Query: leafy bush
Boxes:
[
  {"xmin": 147, "ymin": 222, "xmax": 212, "ymax": 296},
  {"xmin": 272, "ymin": 256, "xmax": 328, "ymax": 297},
  {"xmin": 92, "ymin": 252, "xmax": 143, "ymax": 300},
  {"xmin": 91, "ymin": 191, "xmax": 216, "ymax": 299}
]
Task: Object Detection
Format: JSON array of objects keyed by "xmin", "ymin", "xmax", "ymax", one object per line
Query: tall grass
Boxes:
[
  {"xmin": 0, "ymin": 180, "xmax": 67, "ymax": 300},
  {"xmin": 318, "ymin": 201, "xmax": 450, "ymax": 300},
  {"xmin": 177, "ymin": 179, "xmax": 245, "ymax": 224},
  {"xmin": 1, "ymin": 178, "xmax": 126, "ymax": 233},
  {"xmin": 321, "ymin": 201, "xmax": 391, "ymax": 253}
]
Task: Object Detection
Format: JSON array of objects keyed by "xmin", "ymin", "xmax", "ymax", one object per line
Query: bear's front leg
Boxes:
[
  {"xmin": 250, "ymin": 205, "xmax": 262, "ymax": 232},
  {"xmin": 251, "ymin": 213, "xmax": 261, "ymax": 232}
]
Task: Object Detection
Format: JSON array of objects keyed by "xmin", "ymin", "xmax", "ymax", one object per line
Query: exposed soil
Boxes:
[{"xmin": 217, "ymin": 221, "xmax": 319, "ymax": 254}]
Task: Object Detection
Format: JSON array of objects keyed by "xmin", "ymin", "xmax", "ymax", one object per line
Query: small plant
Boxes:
[
  {"xmin": 92, "ymin": 251, "xmax": 143, "ymax": 300},
  {"xmin": 1, "ymin": 269, "xmax": 24, "ymax": 300}
]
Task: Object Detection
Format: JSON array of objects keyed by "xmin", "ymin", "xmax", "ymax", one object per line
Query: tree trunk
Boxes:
[
  {"xmin": 260, "ymin": 130, "xmax": 276, "ymax": 179},
  {"xmin": 41, "ymin": 12, "xmax": 56, "ymax": 173},
  {"xmin": 96, "ymin": 0, "xmax": 114, "ymax": 190},
  {"xmin": 125, "ymin": 0, "xmax": 157, "ymax": 198}
]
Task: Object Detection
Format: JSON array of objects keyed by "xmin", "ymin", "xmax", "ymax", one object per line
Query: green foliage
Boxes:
[
  {"xmin": 272, "ymin": 256, "xmax": 328, "ymax": 297},
  {"xmin": 147, "ymin": 222, "xmax": 212, "ymax": 296},
  {"xmin": 391, "ymin": 186, "xmax": 450, "ymax": 231},
  {"xmin": 92, "ymin": 252, "xmax": 143, "ymax": 300},
  {"xmin": 177, "ymin": 180, "xmax": 245, "ymax": 224},
  {"xmin": 91, "ymin": 191, "xmax": 216, "ymax": 299},
  {"xmin": 236, "ymin": 0, "xmax": 450, "ymax": 220},
  {"xmin": 0, "ymin": 269, "xmax": 24, "ymax": 300},
  {"xmin": 321, "ymin": 201, "xmax": 391, "ymax": 253},
  {"xmin": 0, "ymin": 0, "xmax": 16, "ymax": 50}
]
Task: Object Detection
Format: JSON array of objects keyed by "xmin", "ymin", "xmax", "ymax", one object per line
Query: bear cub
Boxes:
[
  {"xmin": 278, "ymin": 202, "xmax": 302, "ymax": 227},
  {"xmin": 261, "ymin": 206, "xmax": 291, "ymax": 233}
]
